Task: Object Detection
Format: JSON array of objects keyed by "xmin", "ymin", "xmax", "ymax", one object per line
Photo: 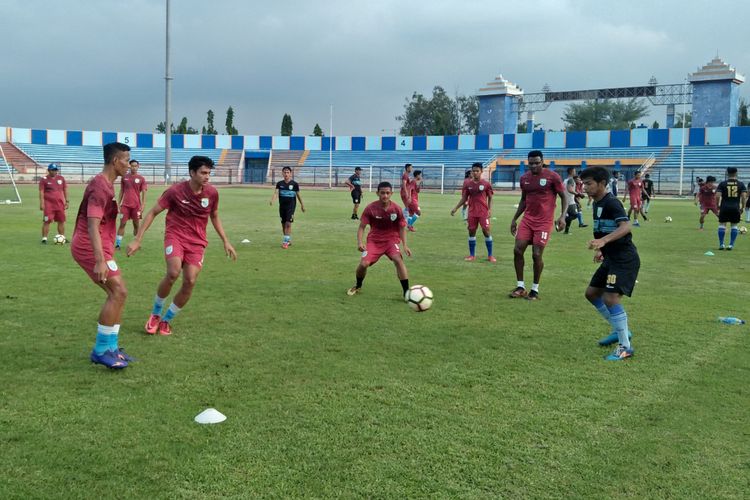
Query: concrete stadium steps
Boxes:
[
  {"xmin": 302, "ymin": 149, "xmax": 498, "ymax": 168},
  {"xmin": 13, "ymin": 143, "xmax": 223, "ymax": 166},
  {"xmin": 269, "ymin": 150, "xmax": 304, "ymax": 170},
  {"xmin": 1, "ymin": 142, "xmax": 39, "ymax": 173},
  {"xmin": 215, "ymin": 149, "xmax": 242, "ymax": 183},
  {"xmin": 655, "ymin": 145, "xmax": 750, "ymax": 170}
]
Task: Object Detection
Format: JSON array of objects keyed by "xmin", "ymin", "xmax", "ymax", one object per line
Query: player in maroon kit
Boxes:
[
  {"xmin": 399, "ymin": 163, "xmax": 413, "ymax": 218},
  {"xmin": 698, "ymin": 175, "xmax": 719, "ymax": 230},
  {"xmin": 127, "ymin": 156, "xmax": 237, "ymax": 336},
  {"xmin": 115, "ymin": 159, "xmax": 148, "ymax": 249},
  {"xmin": 450, "ymin": 162, "xmax": 495, "ymax": 262},
  {"xmin": 406, "ymin": 170, "xmax": 422, "ymax": 231},
  {"xmin": 509, "ymin": 150, "xmax": 566, "ymax": 300},
  {"xmin": 347, "ymin": 181, "xmax": 411, "ymax": 298},
  {"xmin": 622, "ymin": 170, "xmax": 648, "ymax": 226},
  {"xmin": 71, "ymin": 142, "xmax": 132, "ymax": 369},
  {"xmin": 38, "ymin": 163, "xmax": 69, "ymax": 244}
]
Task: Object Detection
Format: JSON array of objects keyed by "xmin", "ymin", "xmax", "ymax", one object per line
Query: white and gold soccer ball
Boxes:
[
  {"xmin": 740, "ymin": 226, "xmax": 748, "ymax": 235},
  {"xmin": 53, "ymin": 234, "xmax": 66, "ymax": 245},
  {"xmin": 664, "ymin": 216, "xmax": 673, "ymax": 223},
  {"xmin": 405, "ymin": 285, "xmax": 433, "ymax": 312}
]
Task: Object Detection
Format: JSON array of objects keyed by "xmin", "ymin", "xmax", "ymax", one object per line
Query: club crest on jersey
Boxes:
[
  {"xmin": 390, "ymin": 213, "xmax": 397, "ymax": 221},
  {"xmin": 165, "ymin": 245, "xmax": 173, "ymax": 255},
  {"xmin": 57, "ymin": 179, "xmax": 63, "ymax": 185},
  {"xmin": 479, "ymin": 184, "xmax": 485, "ymax": 191},
  {"xmin": 106, "ymin": 260, "xmax": 118, "ymax": 271},
  {"xmin": 540, "ymin": 178, "xmax": 547, "ymax": 186},
  {"xmin": 201, "ymin": 198, "xmax": 209, "ymax": 208},
  {"xmin": 135, "ymin": 178, "xmax": 140, "ymax": 184}
]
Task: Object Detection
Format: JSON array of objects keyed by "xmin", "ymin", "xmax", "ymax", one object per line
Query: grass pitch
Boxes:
[{"xmin": 1, "ymin": 184, "xmax": 748, "ymax": 498}]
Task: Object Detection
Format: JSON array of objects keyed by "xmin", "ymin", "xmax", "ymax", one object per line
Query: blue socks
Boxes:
[
  {"xmin": 162, "ymin": 303, "xmax": 182, "ymax": 324},
  {"xmin": 408, "ymin": 214, "xmax": 419, "ymax": 226},
  {"xmin": 115, "ymin": 235, "xmax": 123, "ymax": 247},
  {"xmin": 607, "ymin": 303, "xmax": 631, "ymax": 348},
  {"xmin": 94, "ymin": 324, "xmax": 117, "ymax": 355},
  {"xmin": 485, "ymin": 236, "xmax": 493, "ymax": 256},
  {"xmin": 468, "ymin": 237, "xmax": 476, "ymax": 256},
  {"xmin": 152, "ymin": 295, "xmax": 166, "ymax": 316},
  {"xmin": 718, "ymin": 226, "xmax": 726, "ymax": 246},
  {"xmin": 590, "ymin": 297, "xmax": 611, "ymax": 322},
  {"xmin": 283, "ymin": 234, "xmax": 291, "ymax": 244},
  {"xmin": 577, "ymin": 212, "xmax": 584, "ymax": 224},
  {"xmin": 730, "ymin": 226, "xmax": 738, "ymax": 247}
]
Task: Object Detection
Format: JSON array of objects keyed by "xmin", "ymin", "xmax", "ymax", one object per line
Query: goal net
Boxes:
[
  {"xmin": 366, "ymin": 163, "xmax": 446, "ymax": 193},
  {"xmin": 0, "ymin": 145, "xmax": 21, "ymax": 205}
]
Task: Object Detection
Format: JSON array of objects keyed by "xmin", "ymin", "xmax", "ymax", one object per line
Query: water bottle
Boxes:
[{"xmin": 718, "ymin": 317, "xmax": 746, "ymax": 325}]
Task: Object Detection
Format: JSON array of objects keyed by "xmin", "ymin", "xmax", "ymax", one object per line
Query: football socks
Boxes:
[
  {"xmin": 94, "ymin": 324, "xmax": 117, "ymax": 355},
  {"xmin": 468, "ymin": 236, "xmax": 476, "ymax": 257},
  {"xmin": 152, "ymin": 295, "xmax": 166, "ymax": 316},
  {"xmin": 718, "ymin": 226, "xmax": 726, "ymax": 247},
  {"xmin": 162, "ymin": 303, "xmax": 182, "ymax": 324},
  {"xmin": 590, "ymin": 297, "xmax": 611, "ymax": 322},
  {"xmin": 607, "ymin": 303, "xmax": 631, "ymax": 349},
  {"xmin": 730, "ymin": 226, "xmax": 739, "ymax": 247},
  {"xmin": 400, "ymin": 279, "xmax": 409, "ymax": 293},
  {"xmin": 115, "ymin": 235, "xmax": 123, "ymax": 247},
  {"xmin": 485, "ymin": 236, "xmax": 493, "ymax": 257}
]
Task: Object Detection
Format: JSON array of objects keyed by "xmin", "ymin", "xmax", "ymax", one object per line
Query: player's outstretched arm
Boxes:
[
  {"xmin": 269, "ymin": 187, "xmax": 278, "ymax": 206},
  {"xmin": 126, "ymin": 203, "xmax": 165, "ymax": 256},
  {"xmin": 356, "ymin": 223, "xmax": 367, "ymax": 252},
  {"xmin": 210, "ymin": 211, "xmax": 237, "ymax": 261}
]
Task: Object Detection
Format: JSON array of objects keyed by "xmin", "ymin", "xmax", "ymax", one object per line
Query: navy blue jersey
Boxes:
[
  {"xmin": 348, "ymin": 174, "xmax": 362, "ymax": 193},
  {"xmin": 276, "ymin": 180, "xmax": 299, "ymax": 208},
  {"xmin": 717, "ymin": 179, "xmax": 746, "ymax": 210},
  {"xmin": 592, "ymin": 193, "xmax": 637, "ymax": 260}
]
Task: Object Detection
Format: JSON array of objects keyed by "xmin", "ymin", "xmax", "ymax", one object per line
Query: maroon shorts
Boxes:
[
  {"xmin": 408, "ymin": 201, "xmax": 420, "ymax": 216},
  {"xmin": 71, "ymin": 246, "xmax": 121, "ymax": 283},
  {"xmin": 467, "ymin": 215, "xmax": 490, "ymax": 232},
  {"xmin": 164, "ymin": 239, "xmax": 205, "ymax": 267},
  {"xmin": 701, "ymin": 206, "xmax": 718, "ymax": 216},
  {"xmin": 43, "ymin": 209, "xmax": 66, "ymax": 223},
  {"xmin": 629, "ymin": 196, "xmax": 642, "ymax": 210},
  {"xmin": 362, "ymin": 240, "xmax": 401, "ymax": 265},
  {"xmin": 516, "ymin": 218, "xmax": 552, "ymax": 247},
  {"xmin": 120, "ymin": 206, "xmax": 141, "ymax": 222}
]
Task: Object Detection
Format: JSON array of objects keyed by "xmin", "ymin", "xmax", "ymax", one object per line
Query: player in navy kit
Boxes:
[
  {"xmin": 344, "ymin": 167, "xmax": 364, "ymax": 219},
  {"xmin": 580, "ymin": 166, "xmax": 640, "ymax": 361},
  {"xmin": 716, "ymin": 167, "xmax": 747, "ymax": 250},
  {"xmin": 270, "ymin": 166, "xmax": 306, "ymax": 248}
]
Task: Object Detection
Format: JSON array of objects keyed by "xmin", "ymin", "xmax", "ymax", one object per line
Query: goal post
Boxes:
[
  {"xmin": 0, "ymin": 144, "xmax": 22, "ymax": 205},
  {"xmin": 367, "ymin": 163, "xmax": 446, "ymax": 194}
]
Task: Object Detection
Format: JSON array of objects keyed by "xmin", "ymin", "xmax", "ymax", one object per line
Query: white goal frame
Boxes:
[
  {"xmin": 0, "ymin": 143, "xmax": 22, "ymax": 205},
  {"xmin": 367, "ymin": 163, "xmax": 446, "ymax": 194}
]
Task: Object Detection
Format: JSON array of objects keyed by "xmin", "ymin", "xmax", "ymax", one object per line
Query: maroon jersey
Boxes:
[
  {"xmin": 575, "ymin": 177, "xmax": 584, "ymax": 195},
  {"xmin": 400, "ymin": 171, "xmax": 412, "ymax": 204},
  {"xmin": 39, "ymin": 174, "xmax": 67, "ymax": 210},
  {"xmin": 412, "ymin": 182, "xmax": 421, "ymax": 203},
  {"xmin": 698, "ymin": 184, "xmax": 717, "ymax": 208},
  {"xmin": 361, "ymin": 200, "xmax": 406, "ymax": 244},
  {"xmin": 71, "ymin": 174, "xmax": 118, "ymax": 259},
  {"xmin": 120, "ymin": 173, "xmax": 147, "ymax": 209},
  {"xmin": 463, "ymin": 179, "xmax": 493, "ymax": 218},
  {"xmin": 519, "ymin": 169, "xmax": 564, "ymax": 227},
  {"xmin": 627, "ymin": 179, "xmax": 643, "ymax": 199},
  {"xmin": 158, "ymin": 181, "xmax": 219, "ymax": 248}
]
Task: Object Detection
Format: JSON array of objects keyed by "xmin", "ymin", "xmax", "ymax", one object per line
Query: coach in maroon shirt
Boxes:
[{"xmin": 38, "ymin": 163, "xmax": 68, "ymax": 243}]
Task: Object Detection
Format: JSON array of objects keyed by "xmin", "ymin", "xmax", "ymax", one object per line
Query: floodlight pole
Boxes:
[
  {"xmin": 678, "ymin": 79, "xmax": 687, "ymax": 196},
  {"xmin": 328, "ymin": 105, "xmax": 333, "ymax": 188},
  {"xmin": 164, "ymin": 0, "xmax": 172, "ymax": 184}
]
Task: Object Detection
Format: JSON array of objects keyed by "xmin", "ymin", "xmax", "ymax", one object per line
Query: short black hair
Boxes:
[
  {"xmin": 528, "ymin": 150, "xmax": 543, "ymax": 160},
  {"xmin": 282, "ymin": 166, "xmax": 292, "ymax": 173},
  {"xmin": 377, "ymin": 181, "xmax": 392, "ymax": 191},
  {"xmin": 566, "ymin": 167, "xmax": 575, "ymax": 174},
  {"xmin": 706, "ymin": 175, "xmax": 717, "ymax": 182},
  {"xmin": 103, "ymin": 142, "xmax": 130, "ymax": 164},
  {"xmin": 188, "ymin": 155, "xmax": 215, "ymax": 172},
  {"xmin": 579, "ymin": 166, "xmax": 610, "ymax": 184},
  {"xmin": 129, "ymin": 159, "xmax": 139, "ymax": 166},
  {"xmin": 727, "ymin": 167, "xmax": 738, "ymax": 175},
  {"xmin": 471, "ymin": 162, "xmax": 483, "ymax": 170},
  {"xmin": 413, "ymin": 170, "xmax": 422, "ymax": 177},
  {"xmin": 464, "ymin": 170, "xmax": 471, "ymax": 178},
  {"xmin": 354, "ymin": 167, "xmax": 362, "ymax": 171},
  {"xmin": 644, "ymin": 173, "xmax": 650, "ymax": 178},
  {"xmin": 404, "ymin": 164, "xmax": 412, "ymax": 170}
]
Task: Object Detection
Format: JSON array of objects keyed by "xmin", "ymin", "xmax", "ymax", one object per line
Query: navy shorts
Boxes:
[{"xmin": 589, "ymin": 254, "xmax": 640, "ymax": 297}]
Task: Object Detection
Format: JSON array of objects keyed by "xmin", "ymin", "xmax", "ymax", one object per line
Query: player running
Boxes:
[
  {"xmin": 71, "ymin": 142, "xmax": 132, "ymax": 369},
  {"xmin": 642, "ymin": 173, "xmax": 654, "ymax": 214},
  {"xmin": 270, "ymin": 166, "xmax": 305, "ymax": 248},
  {"xmin": 127, "ymin": 156, "xmax": 237, "ymax": 336},
  {"xmin": 347, "ymin": 181, "xmax": 411, "ymax": 298},
  {"xmin": 581, "ymin": 166, "xmax": 640, "ymax": 361},
  {"xmin": 697, "ymin": 175, "xmax": 719, "ymax": 230},
  {"xmin": 509, "ymin": 150, "xmax": 566, "ymax": 300},
  {"xmin": 39, "ymin": 163, "xmax": 68, "ymax": 244},
  {"xmin": 406, "ymin": 170, "xmax": 422, "ymax": 231},
  {"xmin": 116, "ymin": 159, "xmax": 147, "ymax": 249},
  {"xmin": 399, "ymin": 163, "xmax": 413, "ymax": 219},
  {"xmin": 344, "ymin": 166, "xmax": 363, "ymax": 220},
  {"xmin": 450, "ymin": 162, "xmax": 495, "ymax": 262},
  {"xmin": 622, "ymin": 170, "xmax": 648, "ymax": 226},
  {"xmin": 716, "ymin": 167, "xmax": 748, "ymax": 251}
]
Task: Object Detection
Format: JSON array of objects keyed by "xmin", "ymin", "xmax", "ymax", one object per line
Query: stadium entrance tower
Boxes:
[
  {"xmin": 477, "ymin": 75, "xmax": 523, "ymax": 135},
  {"xmin": 689, "ymin": 57, "xmax": 745, "ymax": 128}
]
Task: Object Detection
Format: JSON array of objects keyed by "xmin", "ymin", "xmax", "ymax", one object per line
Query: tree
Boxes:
[
  {"xmin": 281, "ymin": 113, "xmax": 293, "ymax": 136},
  {"xmin": 739, "ymin": 98, "xmax": 749, "ymax": 126},
  {"xmin": 456, "ymin": 95, "xmax": 479, "ymax": 134},
  {"xmin": 174, "ymin": 117, "xmax": 198, "ymax": 135},
  {"xmin": 652, "ymin": 121, "xmax": 660, "ymax": 129},
  {"xmin": 674, "ymin": 111, "xmax": 691, "ymax": 128},
  {"xmin": 313, "ymin": 123, "xmax": 323, "ymax": 136},
  {"xmin": 562, "ymin": 98, "xmax": 650, "ymax": 131},
  {"xmin": 204, "ymin": 109, "xmax": 217, "ymax": 135},
  {"xmin": 225, "ymin": 106, "xmax": 238, "ymax": 135},
  {"xmin": 156, "ymin": 121, "xmax": 168, "ymax": 133},
  {"xmin": 397, "ymin": 86, "xmax": 461, "ymax": 136}
]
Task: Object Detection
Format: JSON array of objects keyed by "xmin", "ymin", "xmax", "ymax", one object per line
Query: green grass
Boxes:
[{"xmin": 1, "ymin": 184, "xmax": 748, "ymax": 498}]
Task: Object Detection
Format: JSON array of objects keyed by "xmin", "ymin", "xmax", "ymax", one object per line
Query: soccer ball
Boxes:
[
  {"xmin": 405, "ymin": 285, "xmax": 433, "ymax": 312},
  {"xmin": 53, "ymin": 234, "xmax": 66, "ymax": 245},
  {"xmin": 740, "ymin": 226, "xmax": 748, "ymax": 235},
  {"xmin": 664, "ymin": 216, "xmax": 673, "ymax": 223}
]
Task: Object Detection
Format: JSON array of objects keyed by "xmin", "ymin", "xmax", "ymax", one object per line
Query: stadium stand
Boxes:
[{"xmin": 14, "ymin": 143, "xmax": 222, "ymax": 166}]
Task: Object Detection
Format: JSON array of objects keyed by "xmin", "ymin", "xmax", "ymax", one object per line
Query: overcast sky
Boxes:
[{"xmin": 2, "ymin": 0, "xmax": 748, "ymax": 136}]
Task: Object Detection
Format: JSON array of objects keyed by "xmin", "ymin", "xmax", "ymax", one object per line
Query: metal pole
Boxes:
[
  {"xmin": 328, "ymin": 105, "xmax": 333, "ymax": 188},
  {"xmin": 678, "ymin": 79, "xmax": 687, "ymax": 196},
  {"xmin": 164, "ymin": 0, "xmax": 172, "ymax": 184}
]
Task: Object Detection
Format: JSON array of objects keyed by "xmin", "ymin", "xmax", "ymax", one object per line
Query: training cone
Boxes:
[
  {"xmin": 704, "ymin": 251, "xmax": 715, "ymax": 256},
  {"xmin": 241, "ymin": 239, "xmax": 250, "ymax": 244},
  {"xmin": 194, "ymin": 408, "xmax": 227, "ymax": 424}
]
